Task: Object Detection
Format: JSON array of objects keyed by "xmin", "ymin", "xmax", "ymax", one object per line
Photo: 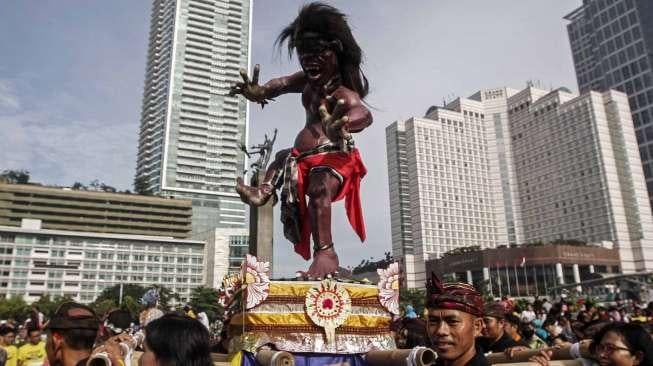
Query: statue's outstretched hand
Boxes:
[
  {"xmin": 319, "ymin": 96, "xmax": 351, "ymax": 143},
  {"xmin": 229, "ymin": 64, "xmax": 271, "ymax": 107}
]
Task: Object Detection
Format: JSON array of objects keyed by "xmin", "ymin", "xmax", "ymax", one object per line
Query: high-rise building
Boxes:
[
  {"xmin": 387, "ymin": 86, "xmax": 653, "ymax": 288},
  {"xmin": 136, "ymin": 0, "xmax": 252, "ymax": 235},
  {"xmin": 565, "ymin": 0, "xmax": 653, "ymax": 208},
  {"xmin": 386, "ymin": 102, "xmax": 509, "ymax": 288}
]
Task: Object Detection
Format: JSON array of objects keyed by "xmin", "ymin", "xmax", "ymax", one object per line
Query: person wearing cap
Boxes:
[
  {"xmin": 97, "ymin": 309, "xmax": 133, "ymax": 344},
  {"xmin": 44, "ymin": 302, "xmax": 100, "ymax": 366},
  {"xmin": 0, "ymin": 324, "xmax": 18, "ymax": 366},
  {"xmin": 425, "ymin": 273, "xmax": 488, "ymax": 366},
  {"xmin": 477, "ymin": 302, "xmax": 518, "ymax": 353},
  {"xmin": 17, "ymin": 327, "xmax": 45, "ymax": 366}
]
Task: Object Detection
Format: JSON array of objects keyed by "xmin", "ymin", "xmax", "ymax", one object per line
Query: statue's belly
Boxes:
[{"xmin": 293, "ymin": 122, "xmax": 330, "ymax": 152}]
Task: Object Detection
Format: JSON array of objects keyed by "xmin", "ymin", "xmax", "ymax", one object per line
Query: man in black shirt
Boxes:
[
  {"xmin": 425, "ymin": 273, "xmax": 489, "ymax": 366},
  {"xmin": 477, "ymin": 303, "xmax": 518, "ymax": 353}
]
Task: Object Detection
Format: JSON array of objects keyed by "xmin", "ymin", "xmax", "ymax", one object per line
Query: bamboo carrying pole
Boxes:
[
  {"xmin": 366, "ymin": 348, "xmax": 437, "ymax": 366},
  {"xmin": 493, "ymin": 361, "xmax": 587, "ymax": 366},
  {"xmin": 485, "ymin": 341, "xmax": 592, "ymax": 364},
  {"xmin": 255, "ymin": 349, "xmax": 295, "ymax": 366}
]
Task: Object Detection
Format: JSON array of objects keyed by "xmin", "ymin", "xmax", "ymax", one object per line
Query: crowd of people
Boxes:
[
  {"xmin": 2, "ymin": 281, "xmax": 653, "ymax": 366},
  {"xmin": 396, "ymin": 275, "xmax": 653, "ymax": 365},
  {"xmin": 0, "ymin": 292, "xmax": 215, "ymax": 366}
]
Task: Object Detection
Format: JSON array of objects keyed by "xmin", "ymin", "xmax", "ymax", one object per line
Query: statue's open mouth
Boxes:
[{"xmin": 303, "ymin": 64, "xmax": 322, "ymax": 80}]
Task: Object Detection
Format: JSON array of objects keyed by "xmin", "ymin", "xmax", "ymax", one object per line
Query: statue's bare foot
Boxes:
[
  {"xmin": 306, "ymin": 247, "xmax": 339, "ymax": 279},
  {"xmin": 235, "ymin": 177, "xmax": 272, "ymax": 206}
]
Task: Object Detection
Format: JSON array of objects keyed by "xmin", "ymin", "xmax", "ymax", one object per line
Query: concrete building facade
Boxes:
[
  {"xmin": 566, "ymin": 0, "xmax": 653, "ymax": 208},
  {"xmin": 199, "ymin": 227, "xmax": 248, "ymax": 288},
  {"xmin": 0, "ymin": 183, "xmax": 192, "ymax": 239},
  {"xmin": 0, "ymin": 220, "xmax": 205, "ymax": 304},
  {"xmin": 426, "ymin": 243, "xmax": 621, "ymax": 297},
  {"xmin": 387, "ymin": 86, "xmax": 653, "ymax": 288},
  {"xmin": 135, "ymin": 0, "xmax": 252, "ymax": 235}
]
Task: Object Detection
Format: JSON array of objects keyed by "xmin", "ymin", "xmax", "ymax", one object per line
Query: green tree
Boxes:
[
  {"xmin": 0, "ymin": 170, "xmax": 30, "ymax": 184},
  {"xmin": 399, "ymin": 288, "xmax": 426, "ymax": 317},
  {"xmin": 0, "ymin": 296, "xmax": 28, "ymax": 320},
  {"xmin": 189, "ymin": 286, "xmax": 223, "ymax": 322},
  {"xmin": 121, "ymin": 295, "xmax": 141, "ymax": 317},
  {"xmin": 94, "ymin": 284, "xmax": 147, "ymax": 305},
  {"xmin": 91, "ymin": 299, "xmax": 117, "ymax": 317}
]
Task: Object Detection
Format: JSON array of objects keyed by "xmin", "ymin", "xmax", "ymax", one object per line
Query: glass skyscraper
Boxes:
[
  {"xmin": 565, "ymin": 0, "xmax": 653, "ymax": 208},
  {"xmin": 136, "ymin": 0, "xmax": 251, "ymax": 235}
]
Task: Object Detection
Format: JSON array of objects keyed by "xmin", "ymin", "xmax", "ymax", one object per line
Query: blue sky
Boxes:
[{"xmin": 0, "ymin": 1, "xmax": 580, "ymax": 277}]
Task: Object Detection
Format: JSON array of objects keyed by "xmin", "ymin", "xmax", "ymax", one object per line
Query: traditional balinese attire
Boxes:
[
  {"xmin": 426, "ymin": 274, "xmax": 485, "ymax": 317},
  {"xmin": 279, "ymin": 143, "xmax": 367, "ymax": 260}
]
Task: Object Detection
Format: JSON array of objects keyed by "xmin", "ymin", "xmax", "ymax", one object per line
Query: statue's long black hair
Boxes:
[{"xmin": 276, "ymin": 2, "xmax": 370, "ymax": 99}]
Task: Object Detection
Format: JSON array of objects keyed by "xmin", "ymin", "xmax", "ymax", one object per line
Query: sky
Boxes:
[{"xmin": 0, "ymin": 1, "xmax": 580, "ymax": 278}]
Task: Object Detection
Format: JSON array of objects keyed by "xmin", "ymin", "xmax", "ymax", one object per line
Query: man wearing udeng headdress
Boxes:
[
  {"xmin": 230, "ymin": 2, "xmax": 372, "ymax": 279},
  {"xmin": 426, "ymin": 274, "xmax": 488, "ymax": 366}
]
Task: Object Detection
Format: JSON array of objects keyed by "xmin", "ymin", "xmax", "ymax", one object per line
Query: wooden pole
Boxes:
[
  {"xmin": 485, "ymin": 341, "xmax": 591, "ymax": 364},
  {"xmin": 255, "ymin": 349, "xmax": 295, "ymax": 366},
  {"xmin": 366, "ymin": 348, "xmax": 437, "ymax": 366}
]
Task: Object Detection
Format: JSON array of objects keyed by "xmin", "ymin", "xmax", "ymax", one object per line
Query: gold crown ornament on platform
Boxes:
[{"xmin": 304, "ymin": 278, "xmax": 352, "ymax": 346}]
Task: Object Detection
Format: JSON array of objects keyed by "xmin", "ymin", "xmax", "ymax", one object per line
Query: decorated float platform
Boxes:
[{"xmin": 219, "ymin": 255, "xmax": 438, "ymax": 366}]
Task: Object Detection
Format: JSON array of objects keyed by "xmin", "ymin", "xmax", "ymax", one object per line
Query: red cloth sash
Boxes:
[{"xmin": 291, "ymin": 148, "xmax": 367, "ymax": 260}]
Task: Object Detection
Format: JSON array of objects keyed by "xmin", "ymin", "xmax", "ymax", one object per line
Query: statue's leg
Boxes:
[
  {"xmin": 305, "ymin": 169, "xmax": 341, "ymax": 278},
  {"xmin": 236, "ymin": 148, "xmax": 291, "ymax": 206}
]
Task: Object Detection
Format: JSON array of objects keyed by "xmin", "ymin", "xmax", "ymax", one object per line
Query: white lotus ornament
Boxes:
[
  {"xmin": 242, "ymin": 254, "xmax": 270, "ymax": 309},
  {"xmin": 377, "ymin": 262, "xmax": 400, "ymax": 315}
]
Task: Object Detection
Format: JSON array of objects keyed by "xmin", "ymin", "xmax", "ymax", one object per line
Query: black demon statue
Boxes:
[{"xmin": 230, "ymin": 3, "xmax": 372, "ymax": 278}]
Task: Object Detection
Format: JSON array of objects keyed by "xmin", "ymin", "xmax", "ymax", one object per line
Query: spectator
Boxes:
[
  {"xmin": 44, "ymin": 302, "xmax": 100, "ymax": 366},
  {"xmin": 183, "ymin": 305, "xmax": 197, "ymax": 319},
  {"xmin": 519, "ymin": 322, "xmax": 546, "ymax": 349},
  {"xmin": 503, "ymin": 314, "xmax": 528, "ymax": 347},
  {"xmin": 590, "ymin": 323, "xmax": 653, "ymax": 366},
  {"xmin": 404, "ymin": 305, "xmax": 418, "ymax": 319},
  {"xmin": 17, "ymin": 327, "xmax": 45, "ymax": 366},
  {"xmin": 520, "ymin": 304, "xmax": 536, "ymax": 323},
  {"xmin": 139, "ymin": 314, "xmax": 212, "ymax": 366},
  {"xmin": 0, "ymin": 324, "xmax": 18, "ymax": 366},
  {"xmin": 530, "ymin": 322, "xmax": 653, "ymax": 366},
  {"xmin": 425, "ymin": 276, "xmax": 487, "ymax": 366},
  {"xmin": 478, "ymin": 303, "xmax": 518, "ymax": 353},
  {"xmin": 97, "ymin": 309, "xmax": 132, "ymax": 343}
]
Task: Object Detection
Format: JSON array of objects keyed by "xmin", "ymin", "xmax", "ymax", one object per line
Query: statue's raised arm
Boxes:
[{"xmin": 229, "ymin": 64, "xmax": 306, "ymax": 107}]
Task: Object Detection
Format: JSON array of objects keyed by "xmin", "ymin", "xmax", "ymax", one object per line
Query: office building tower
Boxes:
[
  {"xmin": 387, "ymin": 86, "xmax": 653, "ymax": 288},
  {"xmin": 135, "ymin": 0, "xmax": 252, "ymax": 235},
  {"xmin": 565, "ymin": 0, "xmax": 653, "ymax": 207}
]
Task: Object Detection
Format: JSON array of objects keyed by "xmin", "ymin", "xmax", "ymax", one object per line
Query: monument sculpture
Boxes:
[
  {"xmin": 230, "ymin": 2, "xmax": 372, "ymax": 279},
  {"xmin": 239, "ymin": 130, "xmax": 277, "ymax": 269}
]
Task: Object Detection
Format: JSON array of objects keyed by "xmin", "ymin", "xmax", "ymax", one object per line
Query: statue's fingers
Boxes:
[
  {"xmin": 252, "ymin": 64, "xmax": 260, "ymax": 85},
  {"xmin": 318, "ymin": 104, "xmax": 330, "ymax": 121},
  {"xmin": 229, "ymin": 85, "xmax": 243, "ymax": 96},
  {"xmin": 332, "ymin": 115, "xmax": 349, "ymax": 129},
  {"xmin": 239, "ymin": 68, "xmax": 250, "ymax": 84},
  {"xmin": 331, "ymin": 99, "xmax": 346, "ymax": 119}
]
